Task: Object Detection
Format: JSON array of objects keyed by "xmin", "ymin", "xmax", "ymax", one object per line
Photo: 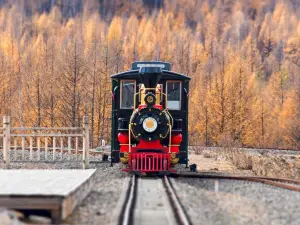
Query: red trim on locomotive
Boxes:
[
  {"xmin": 138, "ymin": 104, "xmax": 163, "ymax": 110},
  {"xmin": 118, "ymin": 131, "xmax": 182, "ymax": 172},
  {"xmin": 118, "ymin": 133, "xmax": 182, "ymax": 154},
  {"xmin": 124, "ymin": 153, "xmax": 173, "ymax": 172}
]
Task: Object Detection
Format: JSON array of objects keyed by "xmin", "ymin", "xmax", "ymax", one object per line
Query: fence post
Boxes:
[
  {"xmin": 3, "ymin": 116, "xmax": 11, "ymax": 169},
  {"xmin": 82, "ymin": 116, "xmax": 89, "ymax": 169}
]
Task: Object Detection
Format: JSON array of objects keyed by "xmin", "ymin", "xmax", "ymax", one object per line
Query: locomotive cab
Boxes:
[{"xmin": 111, "ymin": 61, "xmax": 190, "ymax": 173}]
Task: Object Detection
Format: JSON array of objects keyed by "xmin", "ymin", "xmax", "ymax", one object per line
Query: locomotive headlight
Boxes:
[{"xmin": 142, "ymin": 117, "xmax": 158, "ymax": 133}]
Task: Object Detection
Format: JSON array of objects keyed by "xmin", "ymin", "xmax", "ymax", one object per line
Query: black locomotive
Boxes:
[{"xmin": 110, "ymin": 61, "xmax": 191, "ymax": 172}]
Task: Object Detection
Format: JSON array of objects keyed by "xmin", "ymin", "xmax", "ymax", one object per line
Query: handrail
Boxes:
[
  {"xmin": 130, "ymin": 85, "xmax": 173, "ymax": 154},
  {"xmin": 11, "ymin": 127, "xmax": 81, "ymax": 131},
  {"xmin": 0, "ymin": 116, "xmax": 90, "ymax": 169},
  {"xmin": 11, "ymin": 133, "xmax": 83, "ymax": 137}
]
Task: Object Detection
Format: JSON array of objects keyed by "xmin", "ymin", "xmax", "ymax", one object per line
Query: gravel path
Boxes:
[
  {"xmin": 64, "ymin": 163, "xmax": 128, "ymax": 225},
  {"xmin": 0, "ymin": 149, "xmax": 102, "ymax": 162},
  {"xmin": 172, "ymin": 178, "xmax": 300, "ymax": 225},
  {"xmin": 0, "ymin": 149, "xmax": 103, "ymax": 169}
]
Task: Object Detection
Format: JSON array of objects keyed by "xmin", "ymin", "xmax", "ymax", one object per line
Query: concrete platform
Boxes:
[{"xmin": 0, "ymin": 169, "xmax": 96, "ymax": 223}]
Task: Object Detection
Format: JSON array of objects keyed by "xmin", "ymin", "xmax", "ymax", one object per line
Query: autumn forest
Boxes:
[{"xmin": 0, "ymin": 0, "xmax": 298, "ymax": 149}]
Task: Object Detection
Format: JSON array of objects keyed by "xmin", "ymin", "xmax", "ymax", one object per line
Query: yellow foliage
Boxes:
[
  {"xmin": 0, "ymin": 1, "xmax": 297, "ymax": 148},
  {"xmin": 108, "ymin": 17, "xmax": 123, "ymax": 43}
]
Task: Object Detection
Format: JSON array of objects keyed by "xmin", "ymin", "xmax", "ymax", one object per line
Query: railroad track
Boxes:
[
  {"xmin": 118, "ymin": 175, "xmax": 191, "ymax": 225},
  {"xmin": 118, "ymin": 172, "xmax": 300, "ymax": 225},
  {"xmin": 171, "ymin": 172, "xmax": 300, "ymax": 192}
]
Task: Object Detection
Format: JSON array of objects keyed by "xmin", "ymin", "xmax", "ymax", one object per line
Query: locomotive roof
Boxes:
[
  {"xmin": 111, "ymin": 61, "xmax": 191, "ymax": 81},
  {"xmin": 110, "ymin": 70, "xmax": 191, "ymax": 81}
]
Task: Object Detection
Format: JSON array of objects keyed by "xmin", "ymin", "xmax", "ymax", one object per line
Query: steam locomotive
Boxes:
[{"xmin": 110, "ymin": 61, "xmax": 190, "ymax": 173}]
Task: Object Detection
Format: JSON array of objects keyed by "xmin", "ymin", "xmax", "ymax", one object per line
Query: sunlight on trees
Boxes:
[{"xmin": 0, "ymin": 0, "xmax": 297, "ymax": 149}]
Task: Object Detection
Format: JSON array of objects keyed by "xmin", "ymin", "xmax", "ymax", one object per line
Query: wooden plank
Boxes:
[
  {"xmin": 75, "ymin": 137, "xmax": 78, "ymax": 160},
  {"xmin": 11, "ymin": 127, "xmax": 81, "ymax": 131},
  {"xmin": 11, "ymin": 133, "xmax": 83, "ymax": 137},
  {"xmin": 82, "ymin": 116, "xmax": 89, "ymax": 169},
  {"xmin": 45, "ymin": 137, "xmax": 48, "ymax": 160},
  {"xmin": 0, "ymin": 147, "xmax": 103, "ymax": 154},
  {"xmin": 0, "ymin": 147, "xmax": 106, "ymax": 156},
  {"xmin": 53, "ymin": 137, "xmax": 56, "ymax": 160},
  {"xmin": 14, "ymin": 139, "xmax": 17, "ymax": 161},
  {"xmin": 3, "ymin": 116, "xmax": 10, "ymax": 168},
  {"xmin": 0, "ymin": 197, "xmax": 60, "ymax": 209},
  {"xmin": 60, "ymin": 137, "xmax": 63, "ymax": 160},
  {"xmin": 68, "ymin": 137, "xmax": 71, "ymax": 160},
  {"xmin": 30, "ymin": 137, "xmax": 33, "ymax": 160},
  {"xmin": 22, "ymin": 137, "xmax": 25, "ymax": 160},
  {"xmin": 37, "ymin": 137, "xmax": 40, "ymax": 161}
]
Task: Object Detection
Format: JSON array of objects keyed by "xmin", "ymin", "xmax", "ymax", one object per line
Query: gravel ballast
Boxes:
[
  {"xmin": 64, "ymin": 163, "xmax": 127, "ymax": 225},
  {"xmin": 172, "ymin": 178, "xmax": 300, "ymax": 225},
  {"xmin": 0, "ymin": 149, "xmax": 103, "ymax": 169}
]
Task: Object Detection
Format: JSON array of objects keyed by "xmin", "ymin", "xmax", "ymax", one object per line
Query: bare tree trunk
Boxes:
[
  {"xmin": 100, "ymin": 45, "xmax": 109, "ymax": 140},
  {"xmin": 205, "ymin": 106, "xmax": 208, "ymax": 146},
  {"xmin": 17, "ymin": 51, "xmax": 23, "ymax": 126},
  {"xmin": 96, "ymin": 83, "xmax": 102, "ymax": 146},
  {"xmin": 36, "ymin": 72, "xmax": 41, "ymax": 126},
  {"xmin": 50, "ymin": 43, "xmax": 55, "ymax": 127},
  {"xmin": 220, "ymin": 69, "xmax": 225, "ymax": 133},
  {"xmin": 72, "ymin": 41, "xmax": 78, "ymax": 127},
  {"xmin": 90, "ymin": 40, "xmax": 97, "ymax": 148}
]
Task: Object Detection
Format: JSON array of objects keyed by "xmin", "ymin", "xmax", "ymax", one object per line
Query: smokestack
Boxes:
[{"xmin": 138, "ymin": 67, "xmax": 162, "ymax": 89}]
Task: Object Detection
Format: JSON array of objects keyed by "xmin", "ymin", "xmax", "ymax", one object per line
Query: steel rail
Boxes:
[
  {"xmin": 118, "ymin": 175, "xmax": 137, "ymax": 225},
  {"xmin": 119, "ymin": 176, "xmax": 192, "ymax": 225},
  {"xmin": 247, "ymin": 178, "xmax": 300, "ymax": 191},
  {"xmin": 118, "ymin": 173, "xmax": 300, "ymax": 225},
  {"xmin": 172, "ymin": 172, "xmax": 300, "ymax": 192},
  {"xmin": 188, "ymin": 145, "xmax": 300, "ymax": 152},
  {"xmin": 163, "ymin": 176, "xmax": 192, "ymax": 225}
]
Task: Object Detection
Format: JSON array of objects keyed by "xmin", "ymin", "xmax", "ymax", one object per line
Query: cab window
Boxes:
[
  {"xmin": 166, "ymin": 81, "xmax": 181, "ymax": 110},
  {"xmin": 121, "ymin": 80, "xmax": 136, "ymax": 109}
]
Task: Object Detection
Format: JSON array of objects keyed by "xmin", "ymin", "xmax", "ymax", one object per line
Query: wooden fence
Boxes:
[{"xmin": 1, "ymin": 116, "xmax": 90, "ymax": 169}]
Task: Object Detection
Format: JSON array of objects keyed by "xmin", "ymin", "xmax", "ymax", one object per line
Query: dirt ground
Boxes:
[
  {"xmin": 189, "ymin": 153, "xmax": 239, "ymax": 172},
  {"xmin": 188, "ymin": 148, "xmax": 300, "ymax": 179}
]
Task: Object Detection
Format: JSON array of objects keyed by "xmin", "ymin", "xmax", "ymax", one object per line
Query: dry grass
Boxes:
[
  {"xmin": 220, "ymin": 148, "xmax": 300, "ymax": 179},
  {"xmin": 220, "ymin": 148, "xmax": 253, "ymax": 170},
  {"xmin": 189, "ymin": 146, "xmax": 206, "ymax": 155}
]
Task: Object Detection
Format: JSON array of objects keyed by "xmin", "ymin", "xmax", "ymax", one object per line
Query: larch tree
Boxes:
[
  {"xmin": 59, "ymin": 34, "xmax": 86, "ymax": 127},
  {"xmin": 0, "ymin": 1, "xmax": 297, "ymax": 149}
]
